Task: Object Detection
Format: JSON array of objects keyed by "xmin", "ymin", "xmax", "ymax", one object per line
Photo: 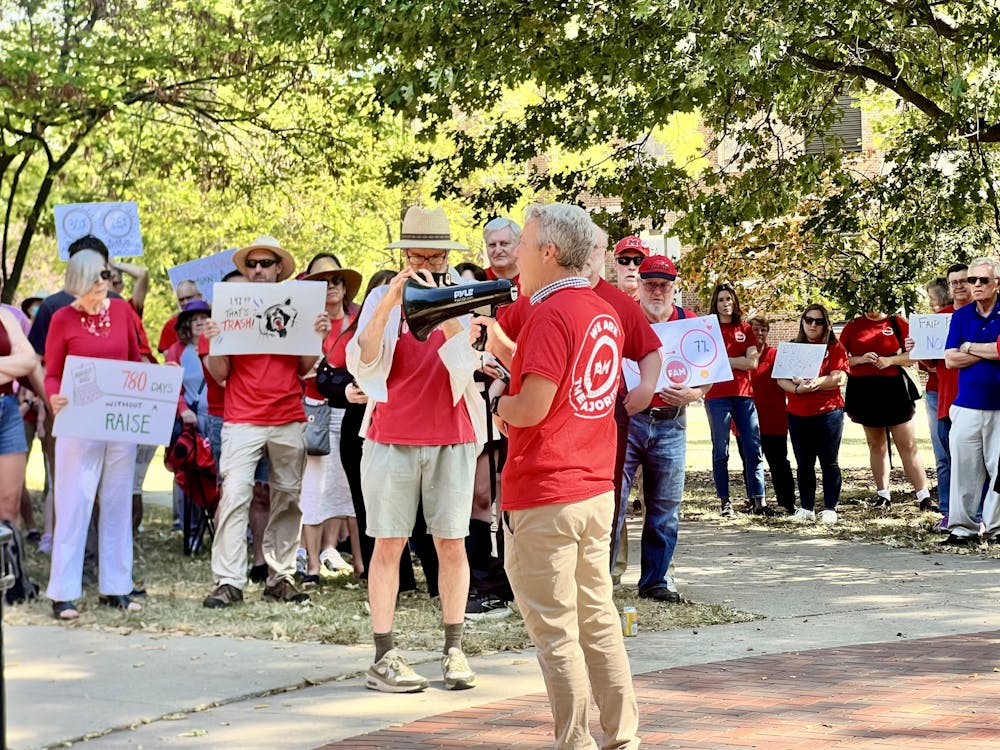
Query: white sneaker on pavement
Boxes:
[
  {"xmin": 441, "ymin": 647, "xmax": 477, "ymax": 690},
  {"xmin": 790, "ymin": 508, "xmax": 816, "ymax": 522},
  {"xmin": 365, "ymin": 649, "xmax": 429, "ymax": 693}
]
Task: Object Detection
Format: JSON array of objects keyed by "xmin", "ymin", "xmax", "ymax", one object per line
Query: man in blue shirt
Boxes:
[{"xmin": 942, "ymin": 257, "xmax": 1000, "ymax": 544}]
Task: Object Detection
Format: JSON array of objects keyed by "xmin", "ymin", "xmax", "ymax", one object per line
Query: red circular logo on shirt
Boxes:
[
  {"xmin": 570, "ymin": 314, "xmax": 621, "ymax": 419},
  {"xmin": 735, "ymin": 331, "xmax": 746, "ymax": 343},
  {"xmin": 664, "ymin": 358, "xmax": 690, "ymax": 385}
]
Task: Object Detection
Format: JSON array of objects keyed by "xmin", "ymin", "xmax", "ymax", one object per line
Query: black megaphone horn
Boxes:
[{"xmin": 402, "ymin": 278, "xmax": 517, "ymax": 348}]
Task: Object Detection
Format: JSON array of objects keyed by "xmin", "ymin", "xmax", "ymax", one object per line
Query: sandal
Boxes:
[
  {"xmin": 98, "ymin": 594, "xmax": 142, "ymax": 612},
  {"xmin": 52, "ymin": 601, "xmax": 80, "ymax": 621}
]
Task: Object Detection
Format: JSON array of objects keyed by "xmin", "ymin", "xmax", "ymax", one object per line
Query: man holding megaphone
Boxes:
[{"xmin": 346, "ymin": 206, "xmax": 485, "ymax": 694}]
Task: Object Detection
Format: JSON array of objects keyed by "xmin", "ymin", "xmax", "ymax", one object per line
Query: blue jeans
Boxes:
[
  {"xmin": 924, "ymin": 391, "xmax": 949, "ymax": 513},
  {"xmin": 788, "ymin": 409, "xmax": 844, "ymax": 511},
  {"xmin": 705, "ymin": 397, "xmax": 765, "ymax": 499},
  {"xmin": 614, "ymin": 412, "xmax": 686, "ymax": 593}
]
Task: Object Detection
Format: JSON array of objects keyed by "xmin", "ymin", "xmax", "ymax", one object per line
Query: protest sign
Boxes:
[
  {"xmin": 53, "ymin": 356, "xmax": 184, "ymax": 446},
  {"xmin": 622, "ymin": 314, "xmax": 734, "ymax": 390},
  {"xmin": 167, "ymin": 249, "xmax": 237, "ymax": 303},
  {"xmin": 771, "ymin": 341, "xmax": 827, "ymax": 380},
  {"xmin": 54, "ymin": 202, "xmax": 143, "ymax": 259},
  {"xmin": 210, "ymin": 281, "xmax": 326, "ymax": 356},
  {"xmin": 908, "ymin": 313, "xmax": 953, "ymax": 359}
]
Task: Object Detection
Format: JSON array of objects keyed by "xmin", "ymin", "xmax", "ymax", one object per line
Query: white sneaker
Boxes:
[
  {"xmin": 365, "ymin": 649, "xmax": 429, "ymax": 693},
  {"xmin": 320, "ymin": 548, "xmax": 351, "ymax": 572},
  {"xmin": 790, "ymin": 508, "xmax": 816, "ymax": 522},
  {"xmin": 441, "ymin": 647, "xmax": 477, "ymax": 690},
  {"xmin": 818, "ymin": 509, "xmax": 838, "ymax": 525}
]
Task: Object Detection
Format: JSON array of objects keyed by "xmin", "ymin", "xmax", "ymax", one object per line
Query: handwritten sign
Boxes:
[
  {"xmin": 167, "ymin": 249, "xmax": 237, "ymax": 303},
  {"xmin": 909, "ymin": 313, "xmax": 953, "ymax": 359},
  {"xmin": 54, "ymin": 202, "xmax": 143, "ymax": 259},
  {"xmin": 210, "ymin": 281, "xmax": 326, "ymax": 356},
  {"xmin": 771, "ymin": 342, "xmax": 826, "ymax": 380},
  {"xmin": 53, "ymin": 356, "xmax": 183, "ymax": 445},
  {"xmin": 623, "ymin": 314, "xmax": 734, "ymax": 390}
]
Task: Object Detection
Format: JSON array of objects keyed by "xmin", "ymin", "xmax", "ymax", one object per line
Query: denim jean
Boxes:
[
  {"xmin": 613, "ymin": 411, "xmax": 686, "ymax": 593},
  {"xmin": 788, "ymin": 409, "xmax": 844, "ymax": 511},
  {"xmin": 705, "ymin": 397, "xmax": 765, "ymax": 499},
  {"xmin": 924, "ymin": 391, "xmax": 950, "ymax": 513}
]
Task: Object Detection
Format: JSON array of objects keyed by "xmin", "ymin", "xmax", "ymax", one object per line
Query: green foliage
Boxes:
[{"xmin": 258, "ymin": 0, "xmax": 1000, "ymax": 312}]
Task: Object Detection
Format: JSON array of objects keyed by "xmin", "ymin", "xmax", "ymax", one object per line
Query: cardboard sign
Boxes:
[
  {"xmin": 908, "ymin": 313, "xmax": 953, "ymax": 359},
  {"xmin": 771, "ymin": 341, "xmax": 827, "ymax": 380},
  {"xmin": 53, "ymin": 356, "xmax": 184, "ymax": 446},
  {"xmin": 54, "ymin": 202, "xmax": 143, "ymax": 259},
  {"xmin": 209, "ymin": 281, "xmax": 326, "ymax": 356},
  {"xmin": 622, "ymin": 314, "xmax": 734, "ymax": 390},
  {"xmin": 167, "ymin": 249, "xmax": 237, "ymax": 303}
]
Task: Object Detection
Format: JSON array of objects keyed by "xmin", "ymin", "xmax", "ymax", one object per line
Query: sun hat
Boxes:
[
  {"xmin": 386, "ymin": 207, "xmax": 468, "ymax": 251},
  {"xmin": 638, "ymin": 255, "xmax": 678, "ymax": 281},
  {"xmin": 174, "ymin": 300, "xmax": 212, "ymax": 331},
  {"xmin": 302, "ymin": 255, "xmax": 363, "ymax": 301},
  {"xmin": 232, "ymin": 235, "xmax": 297, "ymax": 282},
  {"xmin": 20, "ymin": 290, "xmax": 49, "ymax": 317},
  {"xmin": 613, "ymin": 235, "xmax": 650, "ymax": 257}
]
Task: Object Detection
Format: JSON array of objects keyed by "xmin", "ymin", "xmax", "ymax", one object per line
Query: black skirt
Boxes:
[{"xmin": 844, "ymin": 372, "xmax": 916, "ymax": 428}]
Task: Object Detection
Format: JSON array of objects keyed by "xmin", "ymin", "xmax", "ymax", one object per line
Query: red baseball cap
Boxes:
[
  {"xmin": 638, "ymin": 255, "xmax": 677, "ymax": 281},
  {"xmin": 613, "ymin": 235, "xmax": 650, "ymax": 257}
]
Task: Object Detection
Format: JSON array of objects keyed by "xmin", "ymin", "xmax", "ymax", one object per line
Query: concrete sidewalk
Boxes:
[{"xmin": 5, "ymin": 521, "xmax": 1000, "ymax": 749}]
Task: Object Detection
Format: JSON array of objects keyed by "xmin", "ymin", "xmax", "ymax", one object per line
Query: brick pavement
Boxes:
[{"xmin": 316, "ymin": 630, "xmax": 1000, "ymax": 749}]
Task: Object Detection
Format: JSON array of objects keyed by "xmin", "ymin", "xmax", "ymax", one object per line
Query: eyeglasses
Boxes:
[
  {"xmin": 245, "ymin": 258, "xmax": 279, "ymax": 269},
  {"xmin": 406, "ymin": 252, "xmax": 447, "ymax": 267},
  {"xmin": 98, "ymin": 269, "xmax": 112, "ymax": 281},
  {"xmin": 802, "ymin": 315, "xmax": 826, "ymax": 326},
  {"xmin": 948, "ymin": 279, "xmax": 968, "ymax": 287},
  {"xmin": 641, "ymin": 280, "xmax": 673, "ymax": 292},
  {"xmin": 616, "ymin": 256, "xmax": 643, "ymax": 267},
  {"xmin": 966, "ymin": 276, "xmax": 995, "ymax": 286},
  {"xmin": 177, "ymin": 294, "xmax": 200, "ymax": 305}
]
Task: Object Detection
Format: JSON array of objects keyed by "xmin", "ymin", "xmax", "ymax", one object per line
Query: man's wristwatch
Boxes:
[{"xmin": 961, "ymin": 341, "xmax": 973, "ymax": 354}]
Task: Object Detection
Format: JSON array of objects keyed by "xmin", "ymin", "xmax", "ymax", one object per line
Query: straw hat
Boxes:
[
  {"xmin": 232, "ymin": 235, "xmax": 297, "ymax": 281},
  {"xmin": 302, "ymin": 255, "xmax": 363, "ymax": 301},
  {"xmin": 386, "ymin": 207, "xmax": 468, "ymax": 251}
]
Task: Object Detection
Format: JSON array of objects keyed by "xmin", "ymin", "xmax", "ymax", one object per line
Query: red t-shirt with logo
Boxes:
[
  {"xmin": 786, "ymin": 342, "xmax": 849, "ymax": 417},
  {"xmin": 223, "ymin": 352, "xmax": 304, "ymax": 425},
  {"xmin": 706, "ymin": 320, "xmax": 755, "ymax": 400},
  {"xmin": 751, "ymin": 344, "xmax": 788, "ymax": 435},
  {"xmin": 935, "ymin": 304, "xmax": 959, "ymax": 418},
  {"xmin": 839, "ymin": 315, "xmax": 907, "ymax": 377},
  {"xmin": 502, "ymin": 287, "xmax": 623, "ymax": 511},
  {"xmin": 367, "ymin": 323, "xmax": 476, "ymax": 446},
  {"xmin": 197, "ymin": 334, "xmax": 226, "ymax": 417}
]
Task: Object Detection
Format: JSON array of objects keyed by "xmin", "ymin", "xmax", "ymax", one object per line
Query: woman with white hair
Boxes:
[{"xmin": 44, "ymin": 249, "xmax": 142, "ymax": 620}]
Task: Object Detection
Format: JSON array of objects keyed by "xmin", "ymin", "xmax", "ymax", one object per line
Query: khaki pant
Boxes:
[
  {"xmin": 504, "ymin": 491, "xmax": 640, "ymax": 750},
  {"xmin": 212, "ymin": 422, "xmax": 306, "ymax": 588}
]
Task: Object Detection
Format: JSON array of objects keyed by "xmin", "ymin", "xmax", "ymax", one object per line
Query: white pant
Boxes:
[
  {"xmin": 47, "ymin": 437, "xmax": 137, "ymax": 601},
  {"xmin": 948, "ymin": 406, "xmax": 1000, "ymax": 537}
]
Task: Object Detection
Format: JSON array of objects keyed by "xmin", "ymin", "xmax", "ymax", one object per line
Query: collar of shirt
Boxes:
[{"xmin": 530, "ymin": 276, "xmax": 590, "ymax": 305}]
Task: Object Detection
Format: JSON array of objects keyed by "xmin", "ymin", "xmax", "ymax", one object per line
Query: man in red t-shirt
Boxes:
[
  {"xmin": 157, "ymin": 280, "xmax": 203, "ymax": 355},
  {"xmin": 482, "ymin": 217, "xmax": 520, "ymax": 281},
  {"xmin": 347, "ymin": 206, "xmax": 483, "ymax": 694},
  {"xmin": 201, "ymin": 235, "xmax": 330, "ymax": 609},
  {"xmin": 489, "ymin": 204, "xmax": 639, "ymax": 749}
]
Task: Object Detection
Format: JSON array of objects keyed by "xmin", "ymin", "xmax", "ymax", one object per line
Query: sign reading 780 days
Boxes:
[
  {"xmin": 53, "ymin": 356, "xmax": 184, "ymax": 446},
  {"xmin": 622, "ymin": 314, "xmax": 734, "ymax": 390}
]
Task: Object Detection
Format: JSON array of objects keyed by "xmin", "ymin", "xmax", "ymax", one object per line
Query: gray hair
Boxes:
[
  {"xmin": 968, "ymin": 256, "xmax": 1000, "ymax": 278},
  {"xmin": 483, "ymin": 217, "xmax": 522, "ymax": 244},
  {"xmin": 523, "ymin": 203, "xmax": 596, "ymax": 272},
  {"xmin": 64, "ymin": 249, "xmax": 107, "ymax": 296}
]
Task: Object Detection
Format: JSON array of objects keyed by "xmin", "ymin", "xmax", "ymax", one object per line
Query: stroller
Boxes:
[{"xmin": 164, "ymin": 423, "xmax": 220, "ymax": 555}]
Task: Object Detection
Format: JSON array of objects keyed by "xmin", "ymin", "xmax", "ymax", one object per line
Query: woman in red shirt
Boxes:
[
  {"xmin": 777, "ymin": 305, "xmax": 849, "ymax": 524},
  {"xmin": 704, "ymin": 283, "xmax": 772, "ymax": 516},
  {"xmin": 44, "ymin": 250, "xmax": 142, "ymax": 620},
  {"xmin": 840, "ymin": 310, "xmax": 930, "ymax": 510}
]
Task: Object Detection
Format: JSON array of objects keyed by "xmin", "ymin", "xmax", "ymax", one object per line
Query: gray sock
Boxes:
[
  {"xmin": 373, "ymin": 631, "xmax": 394, "ymax": 662},
  {"xmin": 443, "ymin": 622, "xmax": 464, "ymax": 655}
]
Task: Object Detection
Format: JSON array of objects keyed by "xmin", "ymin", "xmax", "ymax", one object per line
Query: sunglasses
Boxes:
[
  {"xmin": 616, "ymin": 256, "xmax": 643, "ymax": 267},
  {"xmin": 327, "ymin": 276, "xmax": 344, "ymax": 287},
  {"xmin": 98, "ymin": 269, "xmax": 112, "ymax": 281},
  {"xmin": 966, "ymin": 276, "xmax": 995, "ymax": 286},
  {"xmin": 802, "ymin": 315, "xmax": 826, "ymax": 326},
  {"xmin": 246, "ymin": 258, "xmax": 279, "ymax": 269}
]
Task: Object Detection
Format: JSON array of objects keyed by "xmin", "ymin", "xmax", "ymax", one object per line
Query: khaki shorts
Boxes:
[{"xmin": 361, "ymin": 441, "xmax": 476, "ymax": 539}]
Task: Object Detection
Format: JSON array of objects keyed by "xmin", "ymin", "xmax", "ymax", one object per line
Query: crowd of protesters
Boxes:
[{"xmin": 2, "ymin": 202, "xmax": 999, "ymax": 750}]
